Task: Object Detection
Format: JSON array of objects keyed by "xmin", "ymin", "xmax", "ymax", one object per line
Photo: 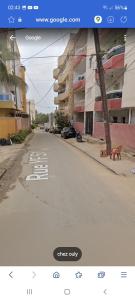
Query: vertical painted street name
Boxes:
[{"xmin": 26, "ymin": 152, "xmax": 48, "ymax": 181}]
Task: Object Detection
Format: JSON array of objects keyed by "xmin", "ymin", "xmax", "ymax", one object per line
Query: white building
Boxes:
[{"xmin": 27, "ymin": 100, "xmax": 36, "ymax": 123}]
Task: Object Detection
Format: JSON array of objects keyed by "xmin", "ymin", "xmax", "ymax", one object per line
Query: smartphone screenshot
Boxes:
[{"xmin": 0, "ymin": 0, "xmax": 135, "ymax": 299}]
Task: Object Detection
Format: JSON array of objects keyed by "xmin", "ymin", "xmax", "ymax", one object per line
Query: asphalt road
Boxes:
[{"xmin": 0, "ymin": 131, "xmax": 135, "ymax": 266}]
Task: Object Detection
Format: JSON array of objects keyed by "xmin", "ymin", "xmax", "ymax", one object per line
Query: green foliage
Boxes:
[
  {"xmin": 11, "ymin": 129, "xmax": 31, "ymax": 144},
  {"xmin": 0, "ymin": 58, "xmax": 9, "ymax": 82},
  {"xmin": 35, "ymin": 113, "xmax": 49, "ymax": 124},
  {"xmin": 55, "ymin": 111, "xmax": 70, "ymax": 129},
  {"xmin": 0, "ymin": 42, "xmax": 27, "ymax": 88},
  {"xmin": 31, "ymin": 123, "xmax": 37, "ymax": 129}
]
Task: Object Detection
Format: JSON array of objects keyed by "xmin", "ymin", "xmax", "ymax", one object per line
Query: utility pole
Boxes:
[
  {"xmin": 11, "ymin": 32, "xmax": 18, "ymax": 112},
  {"xmin": 93, "ymin": 29, "xmax": 112, "ymax": 155}
]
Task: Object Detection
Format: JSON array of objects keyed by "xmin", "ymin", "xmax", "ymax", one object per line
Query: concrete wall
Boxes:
[
  {"xmin": 93, "ymin": 121, "xmax": 135, "ymax": 150},
  {"xmin": 0, "ymin": 117, "xmax": 30, "ymax": 138},
  {"xmin": 122, "ymin": 29, "xmax": 135, "ymax": 108},
  {"xmin": 73, "ymin": 122, "xmax": 84, "ymax": 134}
]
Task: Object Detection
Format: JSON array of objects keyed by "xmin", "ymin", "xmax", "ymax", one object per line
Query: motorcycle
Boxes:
[{"xmin": 76, "ymin": 132, "xmax": 82, "ymax": 142}]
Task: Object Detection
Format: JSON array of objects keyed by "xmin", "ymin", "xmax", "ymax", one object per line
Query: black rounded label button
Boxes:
[{"xmin": 53, "ymin": 247, "xmax": 82, "ymax": 261}]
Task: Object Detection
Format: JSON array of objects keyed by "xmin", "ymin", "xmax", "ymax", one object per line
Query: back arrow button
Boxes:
[
  {"xmin": 10, "ymin": 35, "xmax": 16, "ymax": 41},
  {"xmin": 104, "ymin": 289, "xmax": 107, "ymax": 295},
  {"xmin": 9, "ymin": 271, "xmax": 13, "ymax": 279}
]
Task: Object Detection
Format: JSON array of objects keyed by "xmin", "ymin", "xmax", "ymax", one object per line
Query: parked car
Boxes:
[
  {"xmin": 49, "ymin": 127, "xmax": 55, "ymax": 133},
  {"xmin": 61, "ymin": 127, "xmax": 76, "ymax": 139},
  {"xmin": 39, "ymin": 125, "xmax": 45, "ymax": 130},
  {"xmin": 53, "ymin": 126, "xmax": 62, "ymax": 134},
  {"xmin": 45, "ymin": 127, "xmax": 49, "ymax": 132}
]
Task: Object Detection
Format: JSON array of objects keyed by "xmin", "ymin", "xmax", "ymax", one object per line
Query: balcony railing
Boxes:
[
  {"xmin": 95, "ymin": 45, "xmax": 125, "ymax": 79},
  {"xmin": 0, "ymin": 100, "xmax": 15, "ymax": 109},
  {"xmin": 54, "ymin": 97, "xmax": 60, "ymax": 105},
  {"xmin": 95, "ymin": 90, "xmax": 122, "ymax": 101},
  {"xmin": 102, "ymin": 45, "xmax": 125, "ymax": 70},
  {"xmin": 59, "ymin": 106, "xmax": 68, "ymax": 113},
  {"xmin": 53, "ymin": 82, "xmax": 59, "ymax": 92},
  {"xmin": 0, "ymin": 93, "xmax": 15, "ymax": 109},
  {"xmin": 73, "ymin": 45, "xmax": 86, "ymax": 67},
  {"xmin": 73, "ymin": 74, "xmax": 85, "ymax": 91},
  {"xmin": 58, "ymin": 41, "xmax": 74, "ymax": 68},
  {"xmin": 53, "ymin": 68, "xmax": 60, "ymax": 79},
  {"xmin": 95, "ymin": 90, "xmax": 122, "ymax": 111},
  {"xmin": 54, "ymin": 90, "xmax": 69, "ymax": 104},
  {"xmin": 58, "ymin": 63, "xmax": 70, "ymax": 84}
]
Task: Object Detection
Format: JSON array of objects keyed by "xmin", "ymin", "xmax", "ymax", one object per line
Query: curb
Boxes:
[{"xmin": 55, "ymin": 134, "xmax": 119, "ymax": 175}]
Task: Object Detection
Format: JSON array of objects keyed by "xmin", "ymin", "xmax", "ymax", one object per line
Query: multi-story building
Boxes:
[
  {"xmin": 92, "ymin": 29, "xmax": 135, "ymax": 150},
  {"xmin": 54, "ymin": 29, "xmax": 135, "ymax": 150},
  {"xmin": 27, "ymin": 100, "xmax": 36, "ymax": 123},
  {"xmin": 20, "ymin": 65, "xmax": 27, "ymax": 113},
  {"xmin": 0, "ymin": 30, "xmax": 27, "ymax": 117},
  {"xmin": 72, "ymin": 30, "xmax": 87, "ymax": 133},
  {"xmin": 0, "ymin": 30, "xmax": 30, "ymax": 139},
  {"xmin": 53, "ymin": 33, "xmax": 75, "ymax": 119}
]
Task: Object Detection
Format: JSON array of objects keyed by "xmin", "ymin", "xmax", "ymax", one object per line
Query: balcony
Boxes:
[
  {"xmin": 73, "ymin": 74, "xmax": 85, "ymax": 91},
  {"xmin": 53, "ymin": 82, "xmax": 59, "ymax": 92},
  {"xmin": 103, "ymin": 45, "xmax": 125, "ymax": 70},
  {"xmin": 95, "ymin": 45, "xmax": 125, "ymax": 81},
  {"xmin": 53, "ymin": 68, "xmax": 60, "ymax": 79},
  {"xmin": 58, "ymin": 39, "xmax": 75, "ymax": 68},
  {"xmin": 0, "ymin": 93, "xmax": 15, "ymax": 109},
  {"xmin": 59, "ymin": 105, "xmax": 69, "ymax": 114},
  {"xmin": 58, "ymin": 63, "xmax": 69, "ymax": 84},
  {"xmin": 94, "ymin": 90, "xmax": 122, "ymax": 111},
  {"xmin": 73, "ymin": 45, "xmax": 87, "ymax": 67},
  {"xmin": 54, "ymin": 90, "xmax": 69, "ymax": 104},
  {"xmin": 54, "ymin": 97, "xmax": 59, "ymax": 105},
  {"xmin": 74, "ymin": 99, "xmax": 85, "ymax": 112}
]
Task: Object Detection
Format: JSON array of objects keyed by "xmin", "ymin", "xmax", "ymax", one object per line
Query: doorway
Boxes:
[{"xmin": 86, "ymin": 111, "xmax": 93, "ymax": 135}]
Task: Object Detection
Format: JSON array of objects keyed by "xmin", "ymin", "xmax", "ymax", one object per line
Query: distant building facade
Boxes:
[{"xmin": 27, "ymin": 100, "xmax": 36, "ymax": 123}]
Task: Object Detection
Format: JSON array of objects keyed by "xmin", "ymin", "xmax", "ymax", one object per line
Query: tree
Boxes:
[
  {"xmin": 35, "ymin": 113, "xmax": 49, "ymax": 124},
  {"xmin": 55, "ymin": 111, "xmax": 70, "ymax": 129},
  {"xmin": 0, "ymin": 59, "xmax": 27, "ymax": 88}
]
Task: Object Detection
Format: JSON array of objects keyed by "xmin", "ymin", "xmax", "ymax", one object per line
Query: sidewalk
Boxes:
[
  {"xmin": 58, "ymin": 135, "xmax": 135, "ymax": 176},
  {"xmin": 0, "ymin": 133, "xmax": 33, "ymax": 179}
]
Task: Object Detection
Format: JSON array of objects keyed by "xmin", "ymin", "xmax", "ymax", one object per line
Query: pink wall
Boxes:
[
  {"xmin": 93, "ymin": 122, "xmax": 135, "ymax": 150},
  {"xmin": 95, "ymin": 53, "xmax": 124, "ymax": 81},
  {"xmin": 74, "ymin": 105, "xmax": 84, "ymax": 113},
  {"xmin": 73, "ymin": 79, "xmax": 85, "ymax": 91},
  {"xmin": 103, "ymin": 53, "xmax": 124, "ymax": 70},
  {"xmin": 73, "ymin": 55, "xmax": 86, "ymax": 67},
  {"xmin": 16, "ymin": 117, "xmax": 30, "ymax": 132},
  {"xmin": 73, "ymin": 122, "xmax": 84, "ymax": 134},
  {"xmin": 94, "ymin": 99, "xmax": 122, "ymax": 111}
]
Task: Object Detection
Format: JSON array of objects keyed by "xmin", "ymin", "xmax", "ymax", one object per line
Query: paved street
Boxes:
[{"xmin": 0, "ymin": 132, "xmax": 135, "ymax": 266}]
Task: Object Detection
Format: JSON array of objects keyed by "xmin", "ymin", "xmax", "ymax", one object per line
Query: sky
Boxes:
[{"xmin": 16, "ymin": 29, "xmax": 74, "ymax": 114}]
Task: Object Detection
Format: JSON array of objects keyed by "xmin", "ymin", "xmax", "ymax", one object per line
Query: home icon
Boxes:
[{"xmin": 53, "ymin": 272, "xmax": 60, "ymax": 279}]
